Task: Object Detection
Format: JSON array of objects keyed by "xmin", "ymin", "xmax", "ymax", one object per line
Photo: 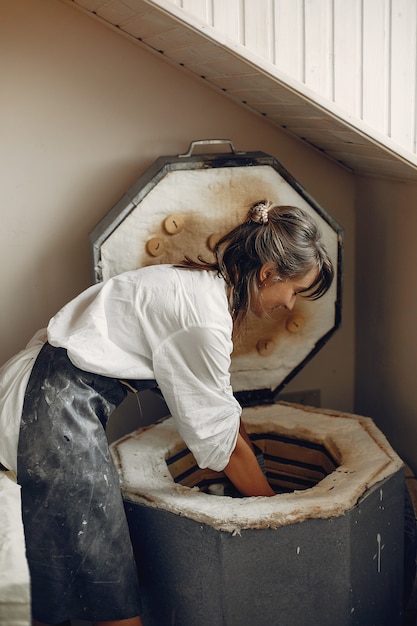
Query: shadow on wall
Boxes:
[{"xmin": 106, "ymin": 388, "xmax": 170, "ymax": 445}]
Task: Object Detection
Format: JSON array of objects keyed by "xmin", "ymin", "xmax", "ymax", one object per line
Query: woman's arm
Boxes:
[
  {"xmin": 223, "ymin": 430, "xmax": 275, "ymax": 497},
  {"xmin": 238, "ymin": 418, "xmax": 254, "ymax": 450}
]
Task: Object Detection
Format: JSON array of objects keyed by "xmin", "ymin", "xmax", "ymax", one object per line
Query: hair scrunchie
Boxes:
[{"xmin": 250, "ymin": 200, "xmax": 271, "ymax": 225}]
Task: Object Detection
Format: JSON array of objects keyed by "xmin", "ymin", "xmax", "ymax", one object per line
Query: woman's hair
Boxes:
[{"xmin": 178, "ymin": 200, "xmax": 334, "ymax": 328}]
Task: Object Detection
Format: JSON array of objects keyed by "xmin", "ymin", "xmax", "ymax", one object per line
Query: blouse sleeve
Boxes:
[{"xmin": 152, "ymin": 325, "xmax": 241, "ymax": 472}]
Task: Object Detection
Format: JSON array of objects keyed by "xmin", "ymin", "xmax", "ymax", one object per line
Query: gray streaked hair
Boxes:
[{"xmin": 177, "ymin": 201, "xmax": 334, "ymax": 329}]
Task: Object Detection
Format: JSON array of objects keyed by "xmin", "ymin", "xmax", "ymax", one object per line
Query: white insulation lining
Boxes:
[
  {"xmin": 99, "ymin": 165, "xmax": 340, "ymax": 394},
  {"xmin": 111, "ymin": 403, "xmax": 403, "ymax": 533}
]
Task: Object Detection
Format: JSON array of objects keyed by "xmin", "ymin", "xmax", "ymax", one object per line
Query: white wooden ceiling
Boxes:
[{"xmin": 66, "ymin": 0, "xmax": 417, "ymax": 181}]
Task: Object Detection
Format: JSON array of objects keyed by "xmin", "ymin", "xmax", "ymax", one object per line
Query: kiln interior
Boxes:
[{"xmin": 167, "ymin": 433, "xmax": 339, "ymax": 496}]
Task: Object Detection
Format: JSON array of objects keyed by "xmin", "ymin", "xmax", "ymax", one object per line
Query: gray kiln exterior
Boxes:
[{"xmin": 125, "ymin": 468, "xmax": 404, "ymax": 626}]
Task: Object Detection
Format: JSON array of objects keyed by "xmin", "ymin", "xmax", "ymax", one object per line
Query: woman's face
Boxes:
[{"xmin": 251, "ymin": 263, "xmax": 318, "ymax": 319}]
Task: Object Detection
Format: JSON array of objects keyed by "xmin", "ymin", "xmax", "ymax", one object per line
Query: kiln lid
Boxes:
[{"xmin": 90, "ymin": 140, "xmax": 343, "ymax": 404}]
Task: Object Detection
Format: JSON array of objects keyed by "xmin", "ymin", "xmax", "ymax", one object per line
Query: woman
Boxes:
[{"xmin": 0, "ymin": 201, "xmax": 333, "ymax": 625}]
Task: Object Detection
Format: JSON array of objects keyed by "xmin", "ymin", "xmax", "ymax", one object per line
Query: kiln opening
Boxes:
[{"xmin": 167, "ymin": 433, "xmax": 339, "ymax": 496}]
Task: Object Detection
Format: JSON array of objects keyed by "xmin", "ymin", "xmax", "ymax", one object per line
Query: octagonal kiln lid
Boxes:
[{"xmin": 90, "ymin": 140, "xmax": 343, "ymax": 404}]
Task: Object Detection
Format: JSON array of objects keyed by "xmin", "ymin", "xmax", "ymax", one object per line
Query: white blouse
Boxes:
[{"xmin": 0, "ymin": 265, "xmax": 241, "ymax": 473}]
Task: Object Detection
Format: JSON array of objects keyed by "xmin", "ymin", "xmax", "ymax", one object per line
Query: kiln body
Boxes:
[
  {"xmin": 113, "ymin": 404, "xmax": 404, "ymax": 626},
  {"xmin": 91, "ymin": 141, "xmax": 405, "ymax": 625}
]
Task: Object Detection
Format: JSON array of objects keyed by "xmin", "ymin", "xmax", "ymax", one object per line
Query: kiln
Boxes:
[{"xmin": 90, "ymin": 140, "xmax": 405, "ymax": 625}]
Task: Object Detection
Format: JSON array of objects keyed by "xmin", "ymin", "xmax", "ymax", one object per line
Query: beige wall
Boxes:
[
  {"xmin": 355, "ymin": 176, "xmax": 417, "ymax": 473},
  {"xmin": 1, "ymin": 0, "xmax": 355, "ymax": 437}
]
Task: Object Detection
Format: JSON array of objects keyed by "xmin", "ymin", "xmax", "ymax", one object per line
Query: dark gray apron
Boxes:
[{"xmin": 17, "ymin": 342, "xmax": 155, "ymax": 623}]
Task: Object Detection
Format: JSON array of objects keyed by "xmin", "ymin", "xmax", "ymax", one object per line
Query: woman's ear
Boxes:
[{"xmin": 258, "ymin": 262, "xmax": 276, "ymax": 284}]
